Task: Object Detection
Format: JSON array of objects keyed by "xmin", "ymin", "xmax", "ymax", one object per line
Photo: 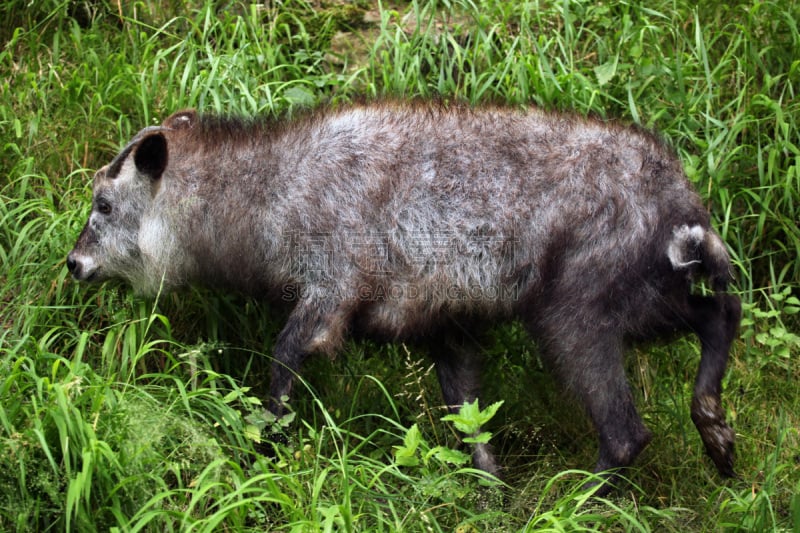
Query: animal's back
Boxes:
[
  {"xmin": 151, "ymin": 102, "xmax": 718, "ymax": 337},
  {"xmin": 184, "ymin": 102, "xmax": 706, "ymax": 336}
]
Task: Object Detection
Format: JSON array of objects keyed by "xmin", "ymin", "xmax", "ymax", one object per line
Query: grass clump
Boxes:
[{"xmin": 1, "ymin": 0, "xmax": 798, "ymax": 531}]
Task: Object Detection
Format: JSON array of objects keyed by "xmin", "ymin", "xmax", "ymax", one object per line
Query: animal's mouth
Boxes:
[{"xmin": 70, "ymin": 265, "xmax": 101, "ymax": 283}]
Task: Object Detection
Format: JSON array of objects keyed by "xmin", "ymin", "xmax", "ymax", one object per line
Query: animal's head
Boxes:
[{"xmin": 66, "ymin": 110, "xmax": 197, "ymax": 293}]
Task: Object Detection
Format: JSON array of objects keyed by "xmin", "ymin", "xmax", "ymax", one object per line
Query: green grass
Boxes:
[{"xmin": 1, "ymin": 0, "xmax": 799, "ymax": 531}]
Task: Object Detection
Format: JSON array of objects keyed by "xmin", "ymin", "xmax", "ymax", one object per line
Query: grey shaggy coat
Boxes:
[{"xmin": 68, "ymin": 101, "xmax": 741, "ymax": 493}]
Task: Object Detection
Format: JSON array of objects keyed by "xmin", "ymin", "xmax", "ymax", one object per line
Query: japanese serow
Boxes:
[{"xmin": 67, "ymin": 101, "xmax": 741, "ymax": 493}]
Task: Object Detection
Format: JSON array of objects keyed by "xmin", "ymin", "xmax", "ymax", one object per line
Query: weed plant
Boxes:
[{"xmin": 1, "ymin": 0, "xmax": 798, "ymax": 531}]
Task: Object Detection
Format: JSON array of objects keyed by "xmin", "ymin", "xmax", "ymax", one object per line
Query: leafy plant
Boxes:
[
  {"xmin": 394, "ymin": 399, "xmax": 505, "ymax": 472},
  {"xmin": 741, "ymin": 286, "xmax": 800, "ymax": 368}
]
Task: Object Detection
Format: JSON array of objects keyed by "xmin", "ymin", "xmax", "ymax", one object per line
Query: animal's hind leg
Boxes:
[
  {"xmin": 686, "ymin": 293, "xmax": 741, "ymax": 477},
  {"xmin": 430, "ymin": 331, "xmax": 499, "ymax": 476},
  {"xmin": 540, "ymin": 327, "xmax": 652, "ymax": 494}
]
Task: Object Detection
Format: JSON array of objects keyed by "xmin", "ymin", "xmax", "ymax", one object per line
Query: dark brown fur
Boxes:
[{"xmin": 68, "ymin": 101, "xmax": 741, "ymax": 493}]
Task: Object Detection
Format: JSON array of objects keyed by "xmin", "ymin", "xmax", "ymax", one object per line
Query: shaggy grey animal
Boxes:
[{"xmin": 67, "ymin": 101, "xmax": 741, "ymax": 493}]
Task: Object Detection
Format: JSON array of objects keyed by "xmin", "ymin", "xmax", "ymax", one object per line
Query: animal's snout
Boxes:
[
  {"xmin": 66, "ymin": 251, "xmax": 91, "ymax": 280},
  {"xmin": 66, "ymin": 251, "xmax": 100, "ymax": 282}
]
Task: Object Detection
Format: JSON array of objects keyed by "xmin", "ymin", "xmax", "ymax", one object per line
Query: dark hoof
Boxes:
[
  {"xmin": 582, "ymin": 469, "xmax": 626, "ymax": 498},
  {"xmin": 253, "ymin": 432, "xmax": 289, "ymax": 458}
]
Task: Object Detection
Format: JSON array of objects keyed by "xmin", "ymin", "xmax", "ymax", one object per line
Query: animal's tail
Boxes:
[{"xmin": 667, "ymin": 224, "xmax": 734, "ymax": 291}]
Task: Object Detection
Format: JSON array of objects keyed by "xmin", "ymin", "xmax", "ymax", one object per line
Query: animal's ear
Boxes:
[
  {"xmin": 134, "ymin": 132, "xmax": 168, "ymax": 180},
  {"xmin": 163, "ymin": 109, "xmax": 197, "ymax": 130}
]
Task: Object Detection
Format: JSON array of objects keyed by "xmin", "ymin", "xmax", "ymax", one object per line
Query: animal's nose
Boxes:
[{"xmin": 66, "ymin": 254, "xmax": 77, "ymax": 273}]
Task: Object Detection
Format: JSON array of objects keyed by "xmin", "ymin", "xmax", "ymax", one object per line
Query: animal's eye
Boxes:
[{"xmin": 96, "ymin": 199, "xmax": 112, "ymax": 215}]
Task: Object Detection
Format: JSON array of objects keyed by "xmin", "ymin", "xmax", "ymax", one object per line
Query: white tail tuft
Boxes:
[
  {"xmin": 667, "ymin": 224, "xmax": 705, "ymax": 269},
  {"xmin": 668, "ymin": 223, "xmax": 733, "ymax": 290}
]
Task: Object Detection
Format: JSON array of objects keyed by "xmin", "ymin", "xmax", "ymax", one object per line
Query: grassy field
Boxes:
[{"xmin": 1, "ymin": 0, "xmax": 799, "ymax": 531}]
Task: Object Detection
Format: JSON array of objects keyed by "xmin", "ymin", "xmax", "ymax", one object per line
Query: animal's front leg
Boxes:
[
  {"xmin": 267, "ymin": 295, "xmax": 353, "ymax": 416},
  {"xmin": 430, "ymin": 331, "xmax": 499, "ymax": 476}
]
